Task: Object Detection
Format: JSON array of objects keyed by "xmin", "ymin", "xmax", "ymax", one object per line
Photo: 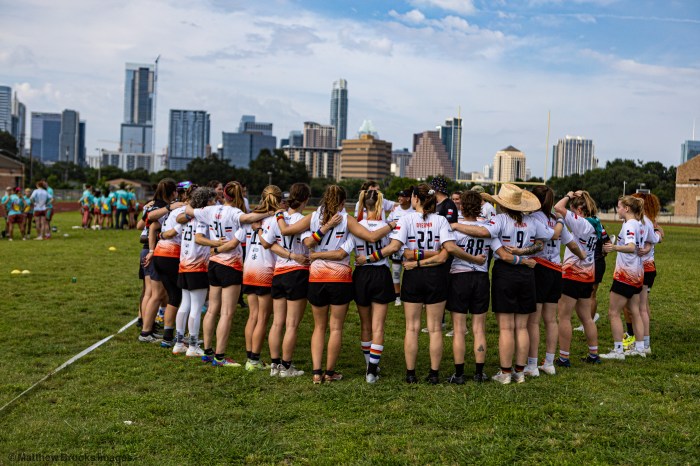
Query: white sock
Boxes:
[
  {"xmin": 635, "ymin": 341, "xmax": 645, "ymax": 352},
  {"xmin": 545, "ymin": 353, "xmax": 555, "ymax": 364},
  {"xmin": 188, "ymin": 288, "xmax": 207, "ymax": 346},
  {"xmin": 614, "ymin": 341, "xmax": 623, "ymax": 353},
  {"xmin": 527, "ymin": 357, "xmax": 537, "ymax": 366},
  {"xmin": 643, "ymin": 335, "xmax": 650, "ymax": 348},
  {"xmin": 361, "ymin": 341, "xmax": 371, "ymax": 364},
  {"xmin": 176, "ymin": 290, "xmax": 191, "ymax": 342}
]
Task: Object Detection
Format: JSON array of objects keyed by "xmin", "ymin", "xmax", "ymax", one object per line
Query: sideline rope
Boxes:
[{"xmin": 0, "ymin": 317, "xmax": 139, "ymax": 414}]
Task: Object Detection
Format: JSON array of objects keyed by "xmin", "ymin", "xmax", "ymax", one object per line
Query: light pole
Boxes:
[
  {"xmin": 96, "ymin": 148, "xmax": 102, "ymax": 182},
  {"xmin": 623, "ymin": 180, "xmax": 627, "ymax": 196},
  {"xmin": 639, "ymin": 182, "xmax": 646, "ymax": 192},
  {"xmin": 267, "ymin": 171, "xmax": 272, "ymax": 186}
]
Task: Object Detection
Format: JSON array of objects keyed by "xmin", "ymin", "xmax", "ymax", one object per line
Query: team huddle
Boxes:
[{"xmin": 135, "ymin": 176, "xmax": 663, "ymax": 385}]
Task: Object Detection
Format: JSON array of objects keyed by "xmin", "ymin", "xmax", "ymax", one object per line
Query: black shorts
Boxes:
[
  {"xmin": 610, "ymin": 279, "xmax": 643, "ymax": 299},
  {"xmin": 594, "ymin": 257, "xmax": 606, "ymax": 284},
  {"xmin": 561, "ymin": 278, "xmax": 594, "ymax": 300},
  {"xmin": 643, "ymin": 270, "xmax": 656, "ymax": 289},
  {"xmin": 446, "ymin": 272, "xmax": 489, "ymax": 315},
  {"xmin": 140, "ymin": 249, "xmax": 159, "ymax": 281},
  {"xmin": 153, "ymin": 256, "xmax": 182, "ymax": 307},
  {"xmin": 308, "ymin": 281, "xmax": 354, "ymax": 307},
  {"xmin": 491, "ymin": 260, "xmax": 536, "ymax": 314},
  {"xmin": 352, "ymin": 266, "xmax": 395, "ymax": 307},
  {"xmin": 177, "ymin": 271, "xmax": 209, "ymax": 291},
  {"xmin": 401, "ymin": 265, "xmax": 449, "ymax": 305},
  {"xmin": 208, "ymin": 261, "xmax": 243, "ymax": 288},
  {"xmin": 534, "ymin": 264, "xmax": 562, "ymax": 304},
  {"xmin": 271, "ymin": 270, "xmax": 309, "ymax": 301},
  {"xmin": 243, "ymin": 284, "xmax": 272, "ymax": 296}
]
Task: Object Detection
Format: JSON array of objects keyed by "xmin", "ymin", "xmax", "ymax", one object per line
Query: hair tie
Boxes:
[{"xmin": 428, "ymin": 189, "xmax": 435, "ymax": 195}]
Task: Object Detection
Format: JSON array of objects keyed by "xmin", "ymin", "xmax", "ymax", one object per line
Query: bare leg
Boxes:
[
  {"xmin": 514, "ymin": 314, "xmax": 530, "ymax": 367},
  {"xmin": 426, "ymin": 302, "xmax": 446, "ymax": 371},
  {"xmin": 496, "ymin": 313, "xmax": 515, "ymax": 368},
  {"xmin": 472, "ymin": 314, "xmax": 487, "ymax": 363},
  {"xmin": 403, "ymin": 302, "xmax": 422, "ymax": 370},
  {"xmin": 251, "ymin": 294, "xmax": 273, "ymax": 354},
  {"xmin": 326, "ymin": 304, "xmax": 349, "ymax": 371},
  {"xmin": 575, "ymin": 298, "xmax": 598, "ymax": 352},
  {"xmin": 542, "ymin": 302, "xmax": 558, "ymax": 357},
  {"xmin": 215, "ymin": 285, "xmax": 241, "ymax": 355},
  {"xmin": 527, "ymin": 304, "xmax": 542, "ymax": 360},
  {"xmin": 311, "ymin": 305, "xmax": 329, "ymax": 371},
  {"xmin": 451, "ymin": 312, "xmax": 467, "ymax": 364},
  {"xmin": 608, "ymin": 292, "xmax": 628, "ymax": 342},
  {"xmin": 281, "ymin": 299, "xmax": 307, "ymax": 361},
  {"xmin": 203, "ymin": 286, "xmax": 221, "ymax": 351},
  {"xmin": 557, "ymin": 295, "xmax": 576, "ymax": 354},
  {"xmin": 245, "ymin": 294, "xmax": 259, "ymax": 354},
  {"xmin": 269, "ymin": 298, "xmax": 287, "ymax": 361}
]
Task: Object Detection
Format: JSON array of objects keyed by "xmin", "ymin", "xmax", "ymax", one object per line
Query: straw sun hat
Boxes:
[{"xmin": 481, "ymin": 183, "xmax": 541, "ymax": 212}]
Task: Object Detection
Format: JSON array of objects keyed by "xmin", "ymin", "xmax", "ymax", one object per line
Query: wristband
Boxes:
[
  {"xmin": 556, "ymin": 218, "xmax": 565, "ymax": 226},
  {"xmin": 185, "ymin": 213, "xmax": 193, "ymax": 221},
  {"xmin": 413, "ymin": 250, "xmax": 424, "ymax": 260},
  {"xmin": 166, "ymin": 204, "xmax": 171, "ymax": 212},
  {"xmin": 511, "ymin": 255, "xmax": 521, "ymax": 265},
  {"xmin": 148, "ymin": 249, "xmax": 154, "ymax": 253},
  {"xmin": 214, "ymin": 247, "xmax": 219, "ymax": 254},
  {"xmin": 275, "ymin": 211, "xmax": 285, "ymax": 221},
  {"xmin": 370, "ymin": 250, "xmax": 384, "ymax": 263},
  {"xmin": 158, "ymin": 232, "xmax": 164, "ymax": 240},
  {"xmin": 311, "ymin": 228, "xmax": 325, "ymax": 242}
]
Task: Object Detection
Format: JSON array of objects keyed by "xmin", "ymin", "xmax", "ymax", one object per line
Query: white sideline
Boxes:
[{"xmin": 0, "ymin": 317, "xmax": 139, "ymax": 414}]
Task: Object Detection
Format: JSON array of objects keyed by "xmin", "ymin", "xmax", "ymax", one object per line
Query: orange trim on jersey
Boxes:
[
  {"xmin": 309, "ymin": 262, "xmax": 352, "ymax": 283},
  {"xmin": 273, "ymin": 264, "xmax": 309, "ymax": 276},
  {"xmin": 533, "ymin": 257, "xmax": 562, "ymax": 272},
  {"xmin": 243, "ymin": 269, "xmax": 274, "ymax": 287},
  {"xmin": 210, "ymin": 255, "xmax": 243, "ymax": 271},
  {"xmin": 643, "ymin": 260, "xmax": 656, "ymax": 273},
  {"xmin": 178, "ymin": 262, "xmax": 208, "ymax": 273},
  {"xmin": 613, "ymin": 268, "xmax": 643, "ymax": 288},
  {"xmin": 154, "ymin": 242, "xmax": 181, "ymax": 258}
]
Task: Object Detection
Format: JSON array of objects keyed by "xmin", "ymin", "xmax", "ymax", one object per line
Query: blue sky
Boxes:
[{"xmin": 1, "ymin": 0, "xmax": 699, "ymax": 176}]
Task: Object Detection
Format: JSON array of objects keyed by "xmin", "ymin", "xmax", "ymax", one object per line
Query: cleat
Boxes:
[
  {"xmin": 138, "ymin": 334, "xmax": 161, "ymax": 343},
  {"xmin": 599, "ymin": 350, "xmax": 625, "ymax": 360},
  {"xmin": 365, "ymin": 372, "xmax": 379, "ymax": 384},
  {"xmin": 642, "ymin": 347, "xmax": 652, "ymax": 355},
  {"xmin": 492, "ymin": 371, "xmax": 512, "ymax": 385},
  {"xmin": 160, "ymin": 339, "xmax": 174, "ymax": 349},
  {"xmin": 425, "ymin": 373, "xmax": 440, "ymax": 385},
  {"xmin": 172, "ymin": 342, "xmax": 187, "ymax": 354},
  {"xmin": 245, "ymin": 359, "xmax": 268, "ymax": 372},
  {"xmin": 212, "ymin": 357, "xmax": 241, "ymax": 367},
  {"xmin": 622, "ymin": 333, "xmax": 636, "ymax": 351},
  {"xmin": 312, "ymin": 374, "xmax": 323, "ymax": 384},
  {"xmin": 538, "ymin": 363, "xmax": 556, "ymax": 375},
  {"xmin": 593, "ymin": 313, "xmax": 600, "ymax": 323},
  {"xmin": 201, "ymin": 354, "xmax": 215, "ymax": 363},
  {"xmin": 151, "ymin": 331, "xmax": 163, "ymax": 339},
  {"xmin": 269, "ymin": 363, "xmax": 281, "ymax": 377},
  {"xmin": 279, "ymin": 365, "xmax": 305, "ymax": 378},
  {"xmin": 405, "ymin": 374, "xmax": 418, "ymax": 384},
  {"xmin": 524, "ymin": 365, "xmax": 540, "ymax": 377},
  {"xmin": 323, "ymin": 372, "xmax": 343, "ymax": 383},
  {"xmin": 573, "ymin": 324, "xmax": 585, "ymax": 332},
  {"xmin": 555, "ymin": 358, "xmax": 571, "ymax": 368},
  {"xmin": 186, "ymin": 345, "xmax": 204, "ymax": 357},
  {"xmin": 394, "ymin": 297, "xmax": 402, "ymax": 306},
  {"xmin": 473, "ymin": 373, "xmax": 490, "ymax": 383},
  {"xmin": 446, "ymin": 330, "xmax": 454, "ymax": 337},
  {"xmin": 581, "ymin": 355, "xmax": 602, "ymax": 364},
  {"xmin": 512, "ymin": 371, "xmax": 526, "ymax": 384},
  {"xmin": 624, "ymin": 348, "xmax": 646, "ymax": 358},
  {"xmin": 446, "ymin": 373, "xmax": 465, "ymax": 385}
]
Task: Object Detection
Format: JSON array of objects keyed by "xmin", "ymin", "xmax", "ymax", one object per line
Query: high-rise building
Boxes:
[
  {"xmin": 681, "ymin": 140, "xmax": 700, "ymax": 164},
  {"xmin": 222, "ymin": 115, "xmax": 276, "ymax": 168},
  {"xmin": 340, "ymin": 134, "xmax": 391, "ymax": 180},
  {"xmin": 303, "ymin": 122, "xmax": 336, "ymax": 149},
  {"xmin": 167, "ymin": 110, "xmax": 211, "ymax": 170},
  {"xmin": 330, "ymin": 79, "xmax": 348, "ymax": 148},
  {"xmin": 551, "ymin": 136, "xmax": 597, "ymax": 178},
  {"xmin": 78, "ymin": 121, "xmax": 86, "ymax": 167},
  {"xmin": 59, "ymin": 109, "xmax": 80, "ymax": 164},
  {"xmin": 239, "ymin": 115, "xmax": 272, "ymax": 136},
  {"xmin": 96, "ymin": 149, "xmax": 153, "ymax": 172},
  {"xmin": 0, "ymin": 86, "xmax": 11, "ymax": 133},
  {"xmin": 407, "ymin": 131, "xmax": 455, "ymax": 180},
  {"xmin": 280, "ymin": 130, "xmax": 303, "ymax": 148},
  {"xmin": 438, "ymin": 116, "xmax": 462, "ymax": 177},
  {"xmin": 391, "ymin": 148, "xmax": 412, "ymax": 178},
  {"xmin": 121, "ymin": 63, "xmax": 155, "ymax": 155},
  {"xmin": 357, "ymin": 119, "xmax": 378, "ymax": 138},
  {"xmin": 11, "ymin": 94, "xmax": 26, "ymax": 155},
  {"xmin": 483, "ymin": 164, "xmax": 493, "ymax": 180},
  {"xmin": 30, "ymin": 112, "xmax": 62, "ymax": 163},
  {"xmin": 283, "ymin": 147, "xmax": 341, "ymax": 180},
  {"xmin": 493, "ymin": 145, "xmax": 526, "ymax": 182}
]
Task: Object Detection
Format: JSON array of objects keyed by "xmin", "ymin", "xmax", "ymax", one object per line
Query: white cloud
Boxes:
[
  {"xmin": 388, "ymin": 9, "xmax": 426, "ymax": 24},
  {"xmin": 408, "ymin": 0, "xmax": 476, "ymax": 16}
]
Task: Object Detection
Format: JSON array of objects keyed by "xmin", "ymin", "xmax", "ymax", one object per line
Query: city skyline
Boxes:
[{"xmin": 1, "ymin": 1, "xmax": 699, "ymax": 177}]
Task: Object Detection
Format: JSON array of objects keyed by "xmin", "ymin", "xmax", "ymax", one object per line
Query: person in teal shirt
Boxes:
[
  {"xmin": 80, "ymin": 185, "xmax": 93, "ymax": 228},
  {"xmin": 23, "ymin": 188, "xmax": 33, "ymax": 239},
  {"xmin": 44, "ymin": 181, "xmax": 55, "ymax": 237},
  {"xmin": 115, "ymin": 183, "xmax": 129, "ymax": 229},
  {"xmin": 6, "ymin": 188, "xmax": 25, "ymax": 240},
  {"xmin": 126, "ymin": 185, "xmax": 137, "ymax": 228}
]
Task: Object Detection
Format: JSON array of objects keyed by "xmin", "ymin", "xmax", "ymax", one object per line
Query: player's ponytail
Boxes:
[
  {"xmin": 287, "ymin": 183, "xmax": 310, "ymax": 210},
  {"xmin": 413, "ymin": 183, "xmax": 437, "ymax": 220},
  {"xmin": 223, "ymin": 181, "xmax": 246, "ymax": 211},
  {"xmin": 532, "ymin": 185, "xmax": 555, "ymax": 219},
  {"xmin": 254, "ymin": 185, "xmax": 281, "ymax": 214},
  {"xmin": 570, "ymin": 190, "xmax": 598, "ymax": 218},
  {"xmin": 320, "ymin": 185, "xmax": 346, "ymax": 225},
  {"xmin": 357, "ymin": 190, "xmax": 367, "ymax": 221},
  {"xmin": 632, "ymin": 192, "xmax": 660, "ymax": 222}
]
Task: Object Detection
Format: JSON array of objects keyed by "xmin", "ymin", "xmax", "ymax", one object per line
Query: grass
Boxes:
[{"xmin": 0, "ymin": 212, "xmax": 699, "ymax": 464}]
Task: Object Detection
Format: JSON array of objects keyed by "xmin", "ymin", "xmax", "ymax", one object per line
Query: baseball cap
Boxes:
[
  {"xmin": 471, "ymin": 185, "xmax": 485, "ymax": 193},
  {"xmin": 430, "ymin": 176, "xmax": 449, "ymax": 195},
  {"xmin": 397, "ymin": 189, "xmax": 411, "ymax": 198}
]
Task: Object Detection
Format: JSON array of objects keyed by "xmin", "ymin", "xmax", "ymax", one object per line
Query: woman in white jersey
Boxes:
[
  {"xmin": 387, "ymin": 189, "xmax": 415, "ymax": 306},
  {"xmin": 546, "ymin": 190, "xmax": 601, "ymax": 373},
  {"xmin": 600, "ymin": 195, "xmax": 647, "ymax": 360},
  {"xmin": 353, "ymin": 180, "xmax": 396, "ymax": 220},
  {"xmin": 452, "ymin": 184, "xmax": 553, "ymax": 384},
  {"xmin": 358, "ymin": 184, "xmax": 486, "ymax": 385},
  {"xmin": 310, "ymin": 189, "xmax": 395, "ymax": 384}
]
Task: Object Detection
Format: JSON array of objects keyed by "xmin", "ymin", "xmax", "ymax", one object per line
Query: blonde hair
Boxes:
[
  {"xmin": 224, "ymin": 181, "xmax": 246, "ymax": 211},
  {"xmin": 254, "ymin": 185, "xmax": 282, "ymax": 213},
  {"xmin": 358, "ymin": 189, "xmax": 383, "ymax": 221},
  {"xmin": 320, "ymin": 185, "xmax": 346, "ymax": 225},
  {"xmin": 570, "ymin": 190, "xmax": 598, "ymax": 217},
  {"xmin": 619, "ymin": 195, "xmax": 644, "ymax": 221},
  {"xmin": 632, "ymin": 192, "xmax": 660, "ymax": 222}
]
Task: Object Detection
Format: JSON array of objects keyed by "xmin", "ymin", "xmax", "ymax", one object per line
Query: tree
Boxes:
[
  {"xmin": 0, "ymin": 131, "xmax": 18, "ymax": 157},
  {"xmin": 247, "ymin": 149, "xmax": 310, "ymax": 194}
]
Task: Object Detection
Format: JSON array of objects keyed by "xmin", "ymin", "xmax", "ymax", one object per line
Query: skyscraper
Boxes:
[
  {"xmin": 551, "ymin": 136, "xmax": 597, "ymax": 178},
  {"xmin": 438, "ymin": 116, "xmax": 462, "ymax": 177},
  {"xmin": 391, "ymin": 148, "xmax": 413, "ymax": 178},
  {"xmin": 493, "ymin": 146, "xmax": 526, "ymax": 182},
  {"xmin": 407, "ymin": 131, "xmax": 455, "ymax": 180},
  {"xmin": 330, "ymin": 79, "xmax": 348, "ymax": 147},
  {"xmin": 31, "ymin": 112, "xmax": 62, "ymax": 163},
  {"xmin": 340, "ymin": 134, "xmax": 392, "ymax": 180},
  {"xmin": 681, "ymin": 140, "xmax": 700, "ymax": 164},
  {"xmin": 11, "ymin": 93, "xmax": 26, "ymax": 155},
  {"xmin": 0, "ymin": 86, "xmax": 11, "ymax": 133},
  {"xmin": 221, "ymin": 115, "xmax": 276, "ymax": 168},
  {"xmin": 59, "ymin": 109, "xmax": 80, "ymax": 164},
  {"xmin": 121, "ymin": 63, "xmax": 155, "ymax": 154},
  {"xmin": 303, "ymin": 121, "xmax": 336, "ymax": 149},
  {"xmin": 168, "ymin": 110, "xmax": 211, "ymax": 170}
]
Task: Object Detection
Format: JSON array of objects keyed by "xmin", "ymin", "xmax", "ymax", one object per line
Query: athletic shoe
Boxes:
[
  {"xmin": 425, "ymin": 374, "xmax": 440, "ymax": 385},
  {"xmin": 555, "ymin": 358, "xmax": 571, "ymax": 368},
  {"xmin": 581, "ymin": 355, "xmax": 602, "ymax": 364},
  {"xmin": 512, "ymin": 371, "xmax": 526, "ymax": 384},
  {"xmin": 212, "ymin": 357, "xmax": 241, "ymax": 367},
  {"xmin": 269, "ymin": 363, "xmax": 281, "ymax": 377},
  {"xmin": 172, "ymin": 342, "xmax": 187, "ymax": 355},
  {"xmin": 201, "ymin": 354, "xmax": 215, "ymax": 363},
  {"xmin": 599, "ymin": 350, "xmax": 625, "ymax": 360},
  {"xmin": 446, "ymin": 373, "xmax": 465, "ymax": 385},
  {"xmin": 473, "ymin": 373, "xmax": 490, "ymax": 383},
  {"xmin": 323, "ymin": 372, "xmax": 343, "ymax": 383},
  {"xmin": 421, "ymin": 323, "xmax": 446, "ymax": 334},
  {"xmin": 312, "ymin": 374, "xmax": 323, "ymax": 384},
  {"xmin": 642, "ymin": 347, "xmax": 652, "ymax": 355},
  {"xmin": 186, "ymin": 345, "xmax": 205, "ymax": 357},
  {"xmin": 160, "ymin": 339, "xmax": 174, "ymax": 349},
  {"xmin": 524, "ymin": 365, "xmax": 540, "ymax": 377},
  {"xmin": 492, "ymin": 371, "xmax": 512, "ymax": 385},
  {"xmin": 573, "ymin": 324, "xmax": 585, "ymax": 332},
  {"xmin": 593, "ymin": 313, "xmax": 600, "ymax": 323},
  {"xmin": 279, "ymin": 365, "xmax": 305, "ymax": 378},
  {"xmin": 245, "ymin": 359, "xmax": 267, "ymax": 372},
  {"xmin": 446, "ymin": 330, "xmax": 454, "ymax": 337},
  {"xmin": 366, "ymin": 373, "xmax": 379, "ymax": 384},
  {"xmin": 138, "ymin": 334, "xmax": 161, "ymax": 343},
  {"xmin": 622, "ymin": 333, "xmax": 636, "ymax": 350},
  {"xmin": 624, "ymin": 348, "xmax": 646, "ymax": 358},
  {"xmin": 151, "ymin": 331, "xmax": 163, "ymax": 339},
  {"xmin": 538, "ymin": 363, "xmax": 556, "ymax": 375},
  {"xmin": 405, "ymin": 374, "xmax": 418, "ymax": 384},
  {"xmin": 394, "ymin": 297, "xmax": 402, "ymax": 306}
]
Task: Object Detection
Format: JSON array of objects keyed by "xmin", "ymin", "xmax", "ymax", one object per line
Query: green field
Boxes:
[{"xmin": 1, "ymin": 212, "xmax": 699, "ymax": 464}]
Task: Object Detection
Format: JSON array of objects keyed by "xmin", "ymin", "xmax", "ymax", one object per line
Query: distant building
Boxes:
[
  {"xmin": 30, "ymin": 112, "xmax": 62, "ymax": 163},
  {"xmin": 303, "ymin": 122, "xmax": 336, "ymax": 149},
  {"xmin": 330, "ymin": 79, "xmax": 348, "ymax": 148},
  {"xmin": 239, "ymin": 115, "xmax": 273, "ymax": 136},
  {"xmin": 120, "ymin": 123, "xmax": 152, "ymax": 154},
  {"xmin": 675, "ymin": 154, "xmax": 700, "ymax": 217},
  {"xmin": 121, "ymin": 63, "xmax": 155, "ymax": 155},
  {"xmin": 357, "ymin": 119, "xmax": 378, "ymax": 138},
  {"xmin": 59, "ymin": 109, "xmax": 81, "ymax": 164},
  {"xmin": 438, "ymin": 116, "xmax": 462, "ymax": 178},
  {"xmin": 167, "ymin": 110, "xmax": 211, "ymax": 171},
  {"xmin": 407, "ymin": 131, "xmax": 455, "ymax": 180},
  {"xmin": 10, "ymin": 93, "xmax": 26, "ymax": 155},
  {"xmin": 551, "ymin": 136, "xmax": 597, "ymax": 178},
  {"xmin": 340, "ymin": 134, "xmax": 391, "ymax": 180},
  {"xmin": 391, "ymin": 148, "xmax": 412, "ymax": 178},
  {"xmin": 0, "ymin": 152, "xmax": 24, "ymax": 189},
  {"xmin": 280, "ymin": 130, "xmax": 303, "ymax": 148},
  {"xmin": 483, "ymin": 164, "xmax": 493, "ymax": 180},
  {"xmin": 681, "ymin": 140, "xmax": 700, "ymax": 164},
  {"xmin": 0, "ymin": 86, "xmax": 10, "ymax": 133},
  {"xmin": 283, "ymin": 147, "xmax": 341, "ymax": 180},
  {"xmin": 95, "ymin": 149, "xmax": 154, "ymax": 173},
  {"xmin": 221, "ymin": 115, "xmax": 276, "ymax": 168},
  {"xmin": 493, "ymin": 145, "xmax": 526, "ymax": 182}
]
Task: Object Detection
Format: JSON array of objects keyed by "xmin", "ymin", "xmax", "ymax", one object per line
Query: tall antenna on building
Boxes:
[
  {"xmin": 152, "ymin": 54, "xmax": 160, "ymax": 165},
  {"xmin": 544, "ymin": 110, "xmax": 551, "ymax": 182}
]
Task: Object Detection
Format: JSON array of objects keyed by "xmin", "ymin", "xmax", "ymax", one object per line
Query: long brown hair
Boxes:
[
  {"xmin": 413, "ymin": 183, "xmax": 437, "ymax": 220},
  {"xmin": 619, "ymin": 195, "xmax": 644, "ymax": 221},
  {"xmin": 358, "ymin": 189, "xmax": 383, "ymax": 221},
  {"xmin": 570, "ymin": 190, "xmax": 598, "ymax": 217},
  {"xmin": 320, "ymin": 185, "xmax": 346, "ymax": 224},
  {"xmin": 287, "ymin": 183, "xmax": 310, "ymax": 210},
  {"xmin": 632, "ymin": 192, "xmax": 660, "ymax": 222},
  {"xmin": 532, "ymin": 185, "xmax": 555, "ymax": 220},
  {"xmin": 460, "ymin": 190, "xmax": 482, "ymax": 219},
  {"xmin": 224, "ymin": 181, "xmax": 246, "ymax": 211},
  {"xmin": 254, "ymin": 185, "xmax": 282, "ymax": 214},
  {"xmin": 153, "ymin": 178, "xmax": 177, "ymax": 203}
]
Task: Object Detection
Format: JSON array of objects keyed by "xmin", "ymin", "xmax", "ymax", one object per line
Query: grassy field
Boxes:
[{"xmin": 0, "ymin": 212, "xmax": 699, "ymax": 464}]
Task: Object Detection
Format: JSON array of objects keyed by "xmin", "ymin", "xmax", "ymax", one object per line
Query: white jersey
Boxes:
[
  {"xmin": 235, "ymin": 216, "xmax": 276, "ymax": 287},
  {"xmin": 480, "ymin": 202, "xmax": 496, "ymax": 221},
  {"xmin": 179, "ymin": 219, "xmax": 210, "ymax": 273},
  {"xmin": 154, "ymin": 206, "xmax": 184, "ymax": 258},
  {"xmin": 485, "ymin": 213, "xmax": 554, "ymax": 261},
  {"xmin": 531, "ymin": 211, "xmax": 574, "ymax": 272},
  {"xmin": 30, "ymin": 188, "xmax": 50, "ymax": 211},
  {"xmin": 613, "ymin": 218, "xmax": 644, "ymax": 288},
  {"xmin": 561, "ymin": 211, "xmax": 597, "ymax": 282},
  {"xmin": 303, "ymin": 210, "xmax": 353, "ymax": 283},
  {"xmin": 343, "ymin": 219, "xmax": 391, "ymax": 268},
  {"xmin": 387, "ymin": 205, "xmax": 415, "ymax": 261},
  {"xmin": 640, "ymin": 216, "xmax": 660, "ymax": 273},
  {"xmin": 451, "ymin": 219, "xmax": 498, "ymax": 274},
  {"xmin": 354, "ymin": 198, "xmax": 396, "ymax": 221},
  {"xmin": 193, "ymin": 204, "xmax": 245, "ymax": 270},
  {"xmin": 262, "ymin": 211, "xmax": 309, "ymax": 276},
  {"xmin": 390, "ymin": 212, "xmax": 455, "ymax": 252}
]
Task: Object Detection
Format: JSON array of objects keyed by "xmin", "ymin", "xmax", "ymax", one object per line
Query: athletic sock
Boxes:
[
  {"xmin": 406, "ymin": 369, "xmax": 416, "ymax": 378},
  {"xmin": 454, "ymin": 363, "xmax": 464, "ymax": 377},
  {"xmin": 361, "ymin": 341, "xmax": 371, "ymax": 364},
  {"xmin": 325, "ymin": 369, "xmax": 335, "ymax": 377},
  {"xmin": 614, "ymin": 341, "xmax": 623, "ymax": 352},
  {"xmin": 204, "ymin": 348, "xmax": 214, "ymax": 356},
  {"xmin": 515, "ymin": 365, "xmax": 525, "ymax": 373},
  {"xmin": 369, "ymin": 344, "xmax": 383, "ymax": 368},
  {"xmin": 429, "ymin": 368, "xmax": 439, "ymax": 378},
  {"xmin": 545, "ymin": 352, "xmax": 555, "ymax": 364},
  {"xmin": 215, "ymin": 353, "xmax": 225, "ymax": 360},
  {"xmin": 635, "ymin": 341, "xmax": 645, "ymax": 352},
  {"xmin": 250, "ymin": 352, "xmax": 260, "ymax": 362},
  {"xmin": 176, "ymin": 332, "xmax": 184, "ymax": 343},
  {"xmin": 246, "ymin": 350, "xmax": 252, "ymax": 359},
  {"xmin": 140, "ymin": 330, "xmax": 150, "ymax": 338},
  {"xmin": 281, "ymin": 360, "xmax": 292, "ymax": 370},
  {"xmin": 588, "ymin": 345, "xmax": 598, "ymax": 357},
  {"xmin": 271, "ymin": 357, "xmax": 281, "ymax": 365},
  {"xmin": 312, "ymin": 369, "xmax": 323, "ymax": 376},
  {"xmin": 395, "ymin": 292, "xmax": 400, "ymax": 298},
  {"xmin": 527, "ymin": 357, "xmax": 538, "ymax": 366},
  {"xmin": 163, "ymin": 327, "xmax": 174, "ymax": 342},
  {"xmin": 475, "ymin": 363, "xmax": 485, "ymax": 375},
  {"xmin": 559, "ymin": 350, "xmax": 570, "ymax": 362},
  {"xmin": 626, "ymin": 322, "xmax": 634, "ymax": 336},
  {"xmin": 500, "ymin": 366, "xmax": 512, "ymax": 374},
  {"xmin": 643, "ymin": 336, "xmax": 650, "ymax": 348},
  {"xmin": 367, "ymin": 362, "xmax": 378, "ymax": 376}
]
